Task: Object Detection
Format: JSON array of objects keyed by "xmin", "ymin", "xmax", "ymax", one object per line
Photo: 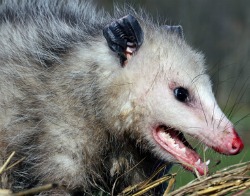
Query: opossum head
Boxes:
[{"xmin": 100, "ymin": 15, "xmax": 244, "ymax": 175}]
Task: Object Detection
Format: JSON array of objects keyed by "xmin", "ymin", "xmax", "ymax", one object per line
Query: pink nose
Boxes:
[
  {"xmin": 230, "ymin": 130, "xmax": 244, "ymax": 155},
  {"xmin": 213, "ymin": 129, "xmax": 244, "ymax": 155}
]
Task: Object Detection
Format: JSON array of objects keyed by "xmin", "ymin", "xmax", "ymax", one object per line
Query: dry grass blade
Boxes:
[
  {"xmin": 119, "ymin": 163, "xmax": 175, "ymax": 196},
  {"xmin": 163, "ymin": 177, "xmax": 175, "ymax": 196},
  {"xmin": 169, "ymin": 161, "xmax": 250, "ymax": 196},
  {"xmin": 120, "ymin": 161, "xmax": 250, "ymax": 196},
  {"xmin": 4, "ymin": 157, "xmax": 26, "ymax": 172},
  {"xmin": 138, "ymin": 163, "xmax": 170, "ymax": 188},
  {"xmin": 131, "ymin": 175, "xmax": 173, "ymax": 196},
  {"xmin": 1, "ymin": 152, "xmax": 250, "ymax": 195},
  {"xmin": 0, "ymin": 152, "xmax": 15, "ymax": 175},
  {"xmin": 11, "ymin": 184, "xmax": 58, "ymax": 196},
  {"xmin": 1, "ymin": 152, "xmax": 58, "ymax": 195},
  {"xmin": 1, "ymin": 152, "xmax": 17, "ymax": 195},
  {"xmin": 0, "ymin": 189, "xmax": 12, "ymax": 196}
]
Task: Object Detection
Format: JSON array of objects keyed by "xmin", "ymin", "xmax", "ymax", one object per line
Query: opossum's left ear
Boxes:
[
  {"xmin": 162, "ymin": 25, "xmax": 184, "ymax": 38},
  {"xmin": 103, "ymin": 14, "xmax": 144, "ymax": 66}
]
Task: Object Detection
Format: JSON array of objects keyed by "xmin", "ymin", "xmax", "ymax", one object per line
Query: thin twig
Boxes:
[
  {"xmin": 11, "ymin": 184, "xmax": 58, "ymax": 196},
  {"xmin": 0, "ymin": 152, "xmax": 15, "ymax": 174}
]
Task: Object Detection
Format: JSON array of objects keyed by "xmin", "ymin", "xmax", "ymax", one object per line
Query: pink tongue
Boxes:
[{"xmin": 153, "ymin": 127, "xmax": 208, "ymax": 175}]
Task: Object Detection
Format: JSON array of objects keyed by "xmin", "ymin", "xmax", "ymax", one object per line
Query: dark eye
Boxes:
[{"xmin": 174, "ymin": 87, "xmax": 189, "ymax": 102}]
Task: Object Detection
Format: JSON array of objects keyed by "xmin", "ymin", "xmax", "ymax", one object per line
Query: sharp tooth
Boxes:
[
  {"xmin": 164, "ymin": 133, "xmax": 174, "ymax": 141},
  {"xmin": 195, "ymin": 159, "xmax": 201, "ymax": 165},
  {"xmin": 206, "ymin": 160, "xmax": 210, "ymax": 166},
  {"xmin": 204, "ymin": 146, "xmax": 208, "ymax": 152},
  {"xmin": 180, "ymin": 147, "xmax": 186, "ymax": 153},
  {"xmin": 173, "ymin": 143, "xmax": 179, "ymax": 148},
  {"xmin": 159, "ymin": 131, "xmax": 176, "ymax": 145},
  {"xmin": 160, "ymin": 132, "xmax": 171, "ymax": 140}
]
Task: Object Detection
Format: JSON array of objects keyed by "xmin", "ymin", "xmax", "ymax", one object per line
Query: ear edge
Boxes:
[
  {"xmin": 162, "ymin": 25, "xmax": 184, "ymax": 38},
  {"xmin": 103, "ymin": 14, "xmax": 144, "ymax": 66}
]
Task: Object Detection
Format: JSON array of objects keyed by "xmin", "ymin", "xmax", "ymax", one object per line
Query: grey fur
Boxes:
[
  {"xmin": 0, "ymin": 1, "xmax": 164, "ymax": 194},
  {"xmin": 0, "ymin": 0, "xmax": 243, "ymax": 195}
]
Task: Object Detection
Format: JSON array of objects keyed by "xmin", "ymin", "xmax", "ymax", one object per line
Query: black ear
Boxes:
[
  {"xmin": 103, "ymin": 14, "xmax": 144, "ymax": 66},
  {"xmin": 162, "ymin": 25, "xmax": 184, "ymax": 38}
]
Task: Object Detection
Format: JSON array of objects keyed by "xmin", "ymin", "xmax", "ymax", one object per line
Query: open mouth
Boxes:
[{"xmin": 152, "ymin": 125, "xmax": 210, "ymax": 175}]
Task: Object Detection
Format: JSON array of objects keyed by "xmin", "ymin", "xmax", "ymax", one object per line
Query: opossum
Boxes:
[{"xmin": 0, "ymin": 0, "xmax": 244, "ymax": 195}]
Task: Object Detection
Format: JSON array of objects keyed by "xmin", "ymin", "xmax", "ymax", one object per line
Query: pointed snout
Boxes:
[{"xmin": 213, "ymin": 128, "xmax": 244, "ymax": 155}]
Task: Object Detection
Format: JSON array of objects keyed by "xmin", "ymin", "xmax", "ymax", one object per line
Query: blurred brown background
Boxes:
[{"xmin": 94, "ymin": 0, "xmax": 250, "ymax": 146}]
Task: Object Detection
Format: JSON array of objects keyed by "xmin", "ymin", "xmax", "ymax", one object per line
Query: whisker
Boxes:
[
  {"xmin": 191, "ymin": 72, "xmax": 207, "ymax": 84},
  {"xmin": 228, "ymin": 77, "xmax": 249, "ymax": 119},
  {"xmin": 233, "ymin": 113, "xmax": 250, "ymax": 127}
]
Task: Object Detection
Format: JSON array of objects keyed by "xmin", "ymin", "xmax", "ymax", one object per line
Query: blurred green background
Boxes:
[{"xmin": 94, "ymin": 0, "xmax": 250, "ymax": 189}]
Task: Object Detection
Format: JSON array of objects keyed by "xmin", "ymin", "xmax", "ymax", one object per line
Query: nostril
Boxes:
[
  {"xmin": 232, "ymin": 143, "xmax": 237, "ymax": 150},
  {"xmin": 231, "ymin": 133, "xmax": 244, "ymax": 154}
]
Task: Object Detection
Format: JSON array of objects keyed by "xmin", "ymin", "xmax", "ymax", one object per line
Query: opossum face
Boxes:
[
  {"xmin": 103, "ymin": 15, "xmax": 244, "ymax": 175},
  {"xmin": 135, "ymin": 42, "xmax": 244, "ymax": 175}
]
